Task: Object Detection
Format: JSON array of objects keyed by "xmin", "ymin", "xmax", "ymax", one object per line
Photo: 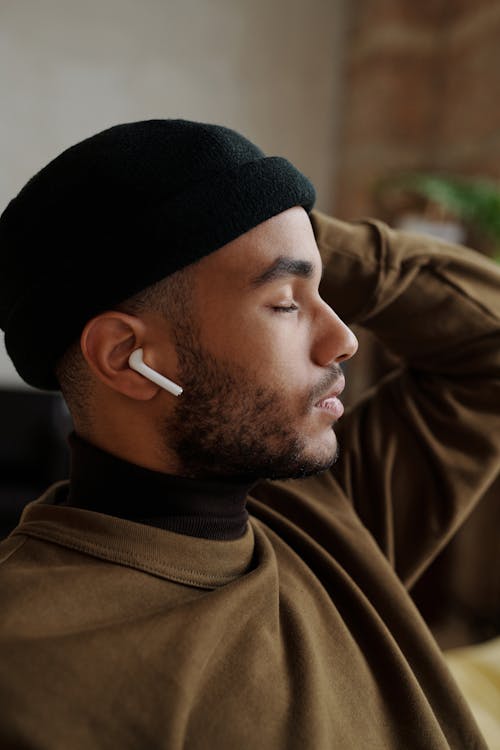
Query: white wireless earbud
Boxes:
[{"xmin": 128, "ymin": 348, "xmax": 183, "ymax": 397}]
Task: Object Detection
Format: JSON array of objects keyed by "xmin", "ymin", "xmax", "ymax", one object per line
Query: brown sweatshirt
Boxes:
[{"xmin": 0, "ymin": 212, "xmax": 499, "ymax": 749}]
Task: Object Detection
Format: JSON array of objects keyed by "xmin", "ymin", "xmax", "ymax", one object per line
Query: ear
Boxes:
[{"xmin": 80, "ymin": 312, "xmax": 161, "ymax": 400}]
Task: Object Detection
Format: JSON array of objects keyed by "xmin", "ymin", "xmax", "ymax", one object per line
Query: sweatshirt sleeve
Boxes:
[{"xmin": 310, "ymin": 209, "xmax": 500, "ymax": 588}]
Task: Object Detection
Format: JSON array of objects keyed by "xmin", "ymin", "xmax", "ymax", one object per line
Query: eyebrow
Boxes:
[{"xmin": 249, "ymin": 256, "xmax": 319, "ymax": 288}]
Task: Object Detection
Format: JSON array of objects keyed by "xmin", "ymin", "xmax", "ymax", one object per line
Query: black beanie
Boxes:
[{"xmin": 0, "ymin": 119, "xmax": 315, "ymax": 390}]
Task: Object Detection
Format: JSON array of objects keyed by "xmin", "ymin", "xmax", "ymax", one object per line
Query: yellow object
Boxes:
[{"xmin": 445, "ymin": 637, "xmax": 500, "ymax": 750}]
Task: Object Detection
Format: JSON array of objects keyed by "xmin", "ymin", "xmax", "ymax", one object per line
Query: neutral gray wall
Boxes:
[{"xmin": 0, "ymin": 0, "xmax": 347, "ymax": 386}]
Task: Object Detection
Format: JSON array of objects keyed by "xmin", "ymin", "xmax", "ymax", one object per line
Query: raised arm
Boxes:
[{"xmin": 311, "ymin": 209, "xmax": 500, "ymax": 588}]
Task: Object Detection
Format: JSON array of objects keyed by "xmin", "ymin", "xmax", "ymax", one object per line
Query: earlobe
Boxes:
[{"xmin": 80, "ymin": 312, "xmax": 160, "ymax": 400}]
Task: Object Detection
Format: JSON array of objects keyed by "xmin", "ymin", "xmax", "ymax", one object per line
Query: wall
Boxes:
[
  {"xmin": 336, "ymin": 0, "xmax": 500, "ymax": 219},
  {"xmin": 0, "ymin": 0, "xmax": 348, "ymax": 386},
  {"xmin": 337, "ymin": 0, "xmax": 500, "ymax": 401}
]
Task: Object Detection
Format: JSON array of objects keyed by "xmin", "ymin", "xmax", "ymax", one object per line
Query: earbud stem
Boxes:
[{"xmin": 128, "ymin": 348, "xmax": 183, "ymax": 397}]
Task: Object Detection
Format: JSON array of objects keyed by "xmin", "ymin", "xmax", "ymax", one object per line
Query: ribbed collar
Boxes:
[{"xmin": 61, "ymin": 433, "xmax": 252, "ymax": 541}]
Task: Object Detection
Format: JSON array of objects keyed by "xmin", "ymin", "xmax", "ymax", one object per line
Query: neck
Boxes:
[
  {"xmin": 76, "ymin": 417, "xmax": 184, "ymax": 475},
  {"xmin": 61, "ymin": 433, "xmax": 254, "ymax": 541}
]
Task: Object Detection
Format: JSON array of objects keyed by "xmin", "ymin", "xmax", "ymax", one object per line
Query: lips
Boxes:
[
  {"xmin": 314, "ymin": 375, "xmax": 345, "ymax": 405},
  {"xmin": 314, "ymin": 375, "xmax": 345, "ymax": 419}
]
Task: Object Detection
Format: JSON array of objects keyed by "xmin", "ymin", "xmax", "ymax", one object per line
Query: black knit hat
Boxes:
[{"xmin": 0, "ymin": 119, "xmax": 315, "ymax": 390}]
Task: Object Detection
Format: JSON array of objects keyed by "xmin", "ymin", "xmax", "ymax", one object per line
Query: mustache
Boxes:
[{"xmin": 308, "ymin": 364, "xmax": 345, "ymax": 407}]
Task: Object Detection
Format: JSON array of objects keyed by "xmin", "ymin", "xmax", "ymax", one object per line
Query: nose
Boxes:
[{"xmin": 312, "ymin": 301, "xmax": 358, "ymax": 367}]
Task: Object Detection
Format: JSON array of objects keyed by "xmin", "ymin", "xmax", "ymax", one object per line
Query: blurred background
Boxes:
[{"xmin": 0, "ymin": 0, "xmax": 499, "ymax": 665}]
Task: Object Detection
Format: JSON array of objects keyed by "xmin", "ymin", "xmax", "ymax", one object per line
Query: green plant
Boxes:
[{"xmin": 378, "ymin": 174, "xmax": 500, "ymax": 261}]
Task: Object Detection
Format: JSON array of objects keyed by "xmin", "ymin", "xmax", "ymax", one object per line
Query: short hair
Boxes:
[{"xmin": 55, "ymin": 265, "xmax": 195, "ymax": 428}]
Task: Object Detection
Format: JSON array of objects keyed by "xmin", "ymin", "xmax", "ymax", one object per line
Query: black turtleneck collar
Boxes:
[{"xmin": 60, "ymin": 433, "xmax": 252, "ymax": 541}]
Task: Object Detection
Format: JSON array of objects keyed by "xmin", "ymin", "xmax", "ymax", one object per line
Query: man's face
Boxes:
[{"xmin": 161, "ymin": 207, "xmax": 358, "ymax": 480}]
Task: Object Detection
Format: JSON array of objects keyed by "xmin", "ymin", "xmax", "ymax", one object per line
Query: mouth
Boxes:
[{"xmin": 314, "ymin": 376, "xmax": 345, "ymax": 419}]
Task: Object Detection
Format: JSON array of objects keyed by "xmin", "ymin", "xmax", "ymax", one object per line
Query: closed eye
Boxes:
[{"xmin": 273, "ymin": 304, "xmax": 299, "ymax": 313}]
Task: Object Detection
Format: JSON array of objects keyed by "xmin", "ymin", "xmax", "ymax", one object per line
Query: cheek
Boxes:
[
  {"xmin": 255, "ymin": 346, "xmax": 314, "ymax": 407},
  {"xmin": 197, "ymin": 305, "xmax": 254, "ymax": 360},
  {"xmin": 198, "ymin": 306, "xmax": 313, "ymax": 392},
  {"xmin": 257, "ymin": 327, "xmax": 311, "ymax": 378},
  {"xmin": 246, "ymin": 331, "xmax": 300, "ymax": 375}
]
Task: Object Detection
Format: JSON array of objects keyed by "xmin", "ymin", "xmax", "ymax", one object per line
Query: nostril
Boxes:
[
  {"xmin": 337, "ymin": 352, "xmax": 351, "ymax": 363},
  {"xmin": 314, "ymin": 306, "xmax": 358, "ymax": 367},
  {"xmin": 336, "ymin": 329, "xmax": 358, "ymax": 363}
]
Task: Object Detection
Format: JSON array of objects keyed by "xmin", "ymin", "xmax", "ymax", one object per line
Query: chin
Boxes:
[
  {"xmin": 310, "ymin": 425, "xmax": 338, "ymax": 458},
  {"xmin": 294, "ymin": 432, "xmax": 339, "ymax": 477},
  {"xmin": 316, "ymin": 440, "xmax": 339, "ymax": 470}
]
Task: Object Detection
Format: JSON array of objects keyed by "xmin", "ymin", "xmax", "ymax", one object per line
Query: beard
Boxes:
[{"xmin": 159, "ymin": 334, "xmax": 342, "ymax": 482}]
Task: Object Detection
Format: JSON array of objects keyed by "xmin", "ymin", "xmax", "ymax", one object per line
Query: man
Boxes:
[{"xmin": 0, "ymin": 120, "xmax": 498, "ymax": 749}]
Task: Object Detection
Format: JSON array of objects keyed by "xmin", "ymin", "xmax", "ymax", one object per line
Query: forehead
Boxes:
[{"xmin": 196, "ymin": 206, "xmax": 321, "ymax": 289}]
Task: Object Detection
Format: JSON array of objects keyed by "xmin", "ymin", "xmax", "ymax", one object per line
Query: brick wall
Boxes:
[{"xmin": 335, "ymin": 0, "xmax": 500, "ymax": 219}]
